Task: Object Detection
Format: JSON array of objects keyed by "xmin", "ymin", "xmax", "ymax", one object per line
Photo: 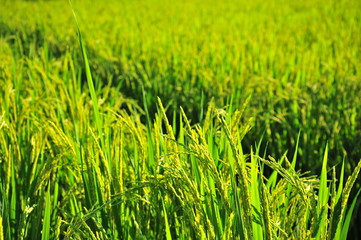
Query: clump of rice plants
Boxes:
[{"xmin": 1, "ymin": 74, "xmax": 360, "ymax": 238}]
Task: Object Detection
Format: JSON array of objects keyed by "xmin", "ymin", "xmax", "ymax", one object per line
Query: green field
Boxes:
[{"xmin": 1, "ymin": 0, "xmax": 361, "ymax": 239}]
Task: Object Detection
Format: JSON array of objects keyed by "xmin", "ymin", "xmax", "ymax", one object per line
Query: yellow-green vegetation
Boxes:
[{"xmin": 0, "ymin": 0, "xmax": 360, "ymax": 239}]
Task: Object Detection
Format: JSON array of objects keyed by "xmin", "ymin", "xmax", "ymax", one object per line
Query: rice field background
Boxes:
[{"xmin": 0, "ymin": 0, "xmax": 360, "ymax": 239}]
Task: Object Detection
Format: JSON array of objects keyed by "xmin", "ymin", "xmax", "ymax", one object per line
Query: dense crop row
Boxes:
[{"xmin": 0, "ymin": 0, "xmax": 360, "ymax": 239}]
